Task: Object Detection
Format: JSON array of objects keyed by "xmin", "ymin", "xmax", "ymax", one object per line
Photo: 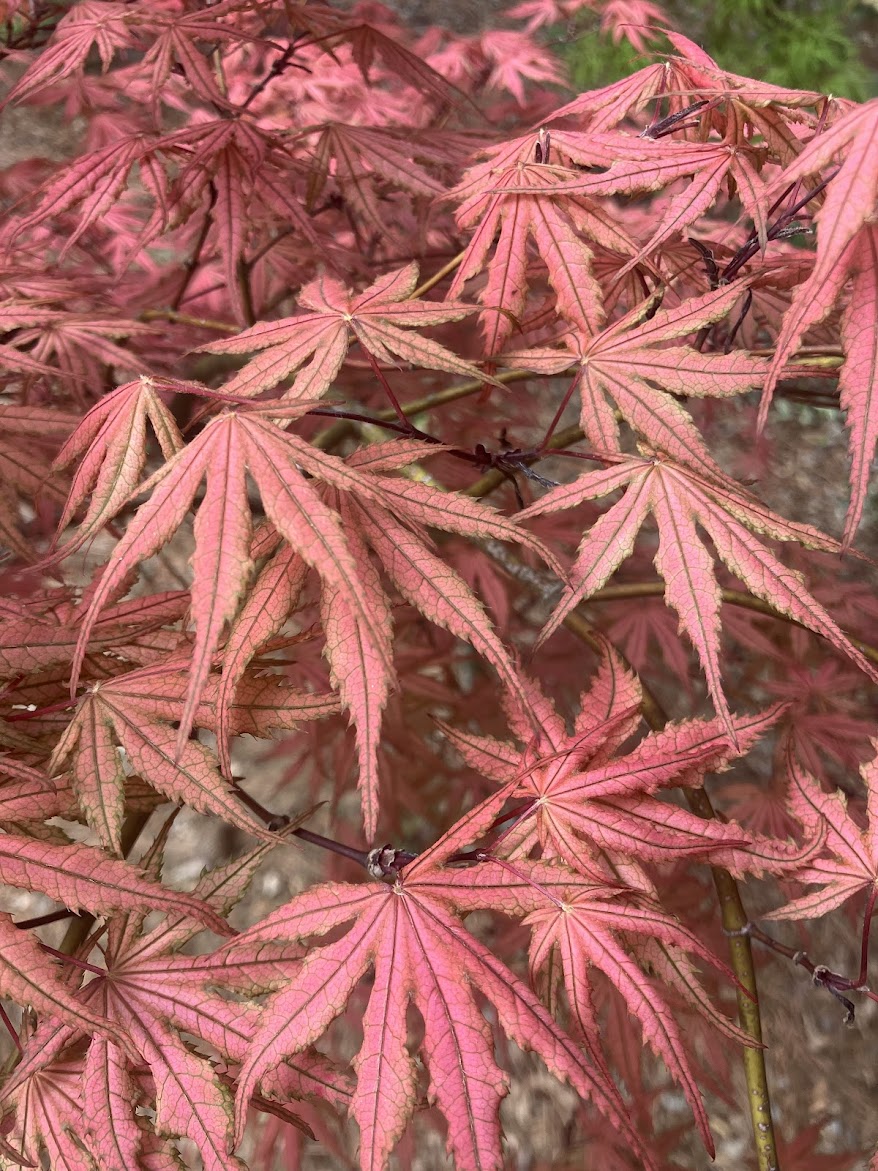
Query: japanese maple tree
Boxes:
[{"xmin": 0, "ymin": 1, "xmax": 876, "ymax": 1168}]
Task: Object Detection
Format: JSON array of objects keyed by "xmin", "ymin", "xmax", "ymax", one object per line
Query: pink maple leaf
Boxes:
[
  {"xmin": 515, "ymin": 453, "xmax": 878, "ymax": 744},
  {"xmin": 1, "ymin": 1, "xmax": 134, "ymax": 108},
  {"xmin": 199, "ymin": 261, "xmax": 491, "ymax": 400},
  {"xmin": 223, "ymin": 791, "xmax": 657, "ymax": 1170},
  {"xmin": 764, "ymin": 744, "xmax": 878, "ymax": 923},
  {"xmin": 501, "ymin": 283, "xmax": 769, "ymax": 479}
]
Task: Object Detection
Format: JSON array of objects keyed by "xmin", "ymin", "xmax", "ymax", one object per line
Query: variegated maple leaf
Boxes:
[
  {"xmin": 65, "ymin": 408, "xmax": 384, "ymax": 758},
  {"xmin": 132, "ymin": 0, "xmax": 271, "ymax": 109},
  {"xmin": 445, "ymin": 130, "xmax": 647, "ymax": 354},
  {"xmin": 0, "ymin": 403, "xmax": 76, "ymax": 560},
  {"xmin": 757, "ymin": 98, "xmax": 878, "ymax": 541},
  {"xmin": 211, "ymin": 436, "xmax": 559, "ymax": 835},
  {"xmin": 0, "ymin": 833, "xmax": 230, "ymax": 1077},
  {"xmin": 0, "ymin": 823, "xmax": 229, "ymax": 936},
  {"xmin": 1, "ymin": 1, "xmax": 134, "ymax": 108},
  {"xmin": 500, "ymin": 283, "xmax": 769, "ymax": 479},
  {"xmin": 302, "ymin": 123, "xmax": 446, "ymax": 240},
  {"xmin": 764, "ymin": 743, "xmax": 878, "ymax": 923},
  {"xmin": 0, "ymin": 835, "xmax": 349, "ymax": 1171},
  {"xmin": 0, "ymin": 305, "xmax": 155, "ymax": 397},
  {"xmin": 599, "ymin": 0, "xmax": 674, "ymax": 51},
  {"xmin": 222, "ymin": 792, "xmax": 656, "ymax": 1171},
  {"xmin": 441, "ymin": 859, "xmax": 732, "ymax": 1157},
  {"xmin": 510, "ymin": 136, "xmax": 773, "ymax": 274},
  {"xmin": 50, "ymin": 658, "xmax": 337, "ymax": 851},
  {"xmin": 0, "ymin": 756, "xmax": 79, "ymax": 825},
  {"xmin": 62, "ymin": 411, "xmax": 558, "ymax": 835},
  {"xmin": 0, "ymin": 587, "xmax": 188, "ymax": 683},
  {"xmin": 542, "ymin": 34, "xmax": 822, "ymax": 153},
  {"xmin": 50, "ymin": 375, "xmax": 184, "ymax": 560},
  {"xmin": 514, "ymin": 452, "xmax": 878, "ymax": 743},
  {"xmin": 198, "ymin": 261, "xmax": 492, "ymax": 401},
  {"xmin": 439, "ymin": 644, "xmax": 814, "ymax": 876},
  {"xmin": 477, "ymin": 29, "xmax": 567, "ymax": 106},
  {"xmin": 431, "ymin": 646, "xmax": 827, "ymax": 1155},
  {"xmin": 6, "ymin": 133, "xmax": 161, "ymax": 264}
]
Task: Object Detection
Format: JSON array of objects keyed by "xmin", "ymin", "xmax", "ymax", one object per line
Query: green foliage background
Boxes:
[{"xmin": 564, "ymin": 0, "xmax": 877, "ymax": 100}]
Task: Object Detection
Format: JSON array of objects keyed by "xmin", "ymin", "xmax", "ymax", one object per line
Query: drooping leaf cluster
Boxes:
[{"xmin": 0, "ymin": 1, "xmax": 877, "ymax": 1168}]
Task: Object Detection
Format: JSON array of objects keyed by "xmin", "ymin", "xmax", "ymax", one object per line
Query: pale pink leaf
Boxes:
[
  {"xmin": 322, "ymin": 502, "xmax": 394, "ymax": 840},
  {"xmin": 180, "ymin": 417, "xmax": 253, "ymax": 753},
  {"xmin": 650, "ymin": 472, "xmax": 732, "ymax": 744},
  {"xmin": 355, "ymin": 500, "xmax": 532, "ymax": 725},
  {"xmin": 0, "ymin": 914, "xmax": 132, "ymax": 1055},
  {"xmin": 216, "ymin": 546, "xmax": 309, "ymax": 778},
  {"xmin": 840, "ymin": 225, "xmax": 878, "ymax": 543},
  {"xmin": 0, "ymin": 830, "xmax": 230, "ymax": 933}
]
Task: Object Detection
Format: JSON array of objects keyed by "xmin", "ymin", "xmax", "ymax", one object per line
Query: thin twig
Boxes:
[
  {"xmin": 311, "ymin": 367, "xmax": 537, "ymax": 452},
  {"xmin": 408, "ymin": 250, "xmax": 467, "ymax": 300},
  {"xmin": 172, "ymin": 188, "xmax": 217, "ymax": 312}
]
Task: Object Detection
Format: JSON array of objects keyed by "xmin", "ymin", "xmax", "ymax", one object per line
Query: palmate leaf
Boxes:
[
  {"xmin": 50, "ymin": 376, "xmax": 183, "ymax": 560},
  {"xmin": 515, "ymin": 453, "xmax": 878, "ymax": 744},
  {"xmin": 438, "ymin": 861, "xmax": 736, "ymax": 1157},
  {"xmin": 761, "ymin": 224, "xmax": 878, "ymax": 543},
  {"xmin": 0, "ymin": 831, "xmax": 230, "ymax": 934},
  {"xmin": 759, "ymin": 101, "xmax": 878, "ymax": 426},
  {"xmin": 331, "ymin": 487, "xmax": 537, "ymax": 832},
  {"xmin": 0, "ymin": 403, "xmax": 76, "ymax": 560},
  {"xmin": 3, "ymin": 1044, "xmax": 206, "ymax": 1170},
  {"xmin": 446, "ymin": 132, "xmax": 648, "ymax": 355},
  {"xmin": 198, "ymin": 260, "xmax": 491, "ymax": 400},
  {"xmin": 84, "ymin": 935, "xmax": 249, "ymax": 1171},
  {"xmin": 0, "ymin": 591, "xmax": 187, "ymax": 681},
  {"xmin": 66, "ymin": 416, "xmax": 557, "ymax": 835},
  {"xmin": 7, "ymin": 134, "xmax": 157, "ymax": 263},
  {"xmin": 439, "ymin": 636, "xmax": 642, "ymax": 793},
  {"xmin": 753, "ymin": 101, "xmax": 878, "ymax": 541},
  {"xmin": 429, "ymin": 655, "xmax": 825, "ymax": 1156},
  {"xmin": 215, "ymin": 545, "xmax": 310, "ymax": 780},
  {"xmin": 764, "ymin": 743, "xmax": 878, "ymax": 921},
  {"xmin": 1, "ymin": 1, "xmax": 134, "ymax": 108},
  {"xmin": 498, "ymin": 706, "xmax": 822, "ymax": 878},
  {"xmin": 544, "ymin": 62, "xmax": 669, "ymax": 131},
  {"xmin": 303, "ymin": 123, "xmax": 445, "ymax": 241},
  {"xmin": 222, "ymin": 802, "xmax": 655, "ymax": 1171},
  {"xmin": 0, "ymin": 757, "xmax": 78, "ymax": 825},
  {"xmin": 212, "ymin": 438, "xmax": 560, "ymax": 835},
  {"xmin": 68, "ymin": 409, "xmax": 384, "ymax": 756},
  {"xmin": 441, "ymin": 655, "xmax": 800, "ymax": 872},
  {"xmin": 0, "ymin": 839, "xmax": 229, "ymax": 1060},
  {"xmin": 51, "ymin": 660, "xmax": 337, "ymax": 850},
  {"xmin": 153, "ymin": 118, "xmax": 272, "ymax": 325},
  {"xmin": 7, "ymin": 309, "xmax": 156, "ymax": 397},
  {"xmin": 501, "ymin": 283, "xmax": 769, "ymax": 479},
  {"xmin": 0, "ymin": 915, "xmax": 134, "ymax": 1059},
  {"xmin": 2, "ymin": 1055, "xmax": 108, "ymax": 1171},
  {"xmin": 300, "ymin": 437, "xmax": 564, "ymax": 827},
  {"xmin": 0, "ymin": 839, "xmax": 349, "ymax": 1171},
  {"xmin": 134, "ymin": 0, "xmax": 271, "ymax": 108},
  {"xmin": 510, "ymin": 138, "xmax": 772, "ymax": 273},
  {"xmin": 540, "ymin": 33, "xmax": 816, "ymax": 134}
]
